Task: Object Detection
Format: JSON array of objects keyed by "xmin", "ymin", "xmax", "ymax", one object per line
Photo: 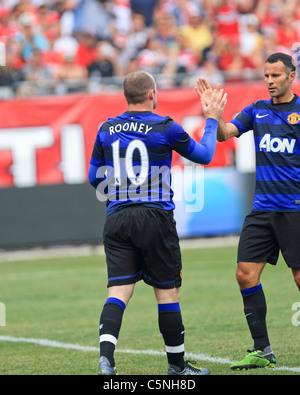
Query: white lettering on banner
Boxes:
[
  {"xmin": 60, "ymin": 125, "xmax": 86, "ymax": 184},
  {"xmin": 182, "ymin": 115, "xmax": 202, "ymax": 132},
  {"xmin": 259, "ymin": 134, "xmax": 296, "ymax": 153},
  {"xmin": 0, "ymin": 124, "xmax": 85, "ymax": 187},
  {"xmin": 0, "ymin": 42, "xmax": 5, "ymax": 66},
  {"xmin": 0, "ymin": 127, "xmax": 53, "ymax": 187}
]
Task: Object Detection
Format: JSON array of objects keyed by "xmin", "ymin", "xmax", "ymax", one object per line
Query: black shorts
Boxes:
[
  {"xmin": 238, "ymin": 211, "xmax": 300, "ymax": 269},
  {"xmin": 103, "ymin": 205, "xmax": 182, "ymax": 289}
]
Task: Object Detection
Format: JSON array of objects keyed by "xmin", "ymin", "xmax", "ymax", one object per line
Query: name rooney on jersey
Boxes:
[{"xmin": 109, "ymin": 122, "xmax": 153, "ymax": 135}]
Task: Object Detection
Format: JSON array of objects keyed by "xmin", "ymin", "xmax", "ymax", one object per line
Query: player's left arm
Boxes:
[
  {"xmin": 88, "ymin": 164, "xmax": 106, "ymax": 189},
  {"xmin": 89, "ymin": 132, "xmax": 106, "ymax": 189}
]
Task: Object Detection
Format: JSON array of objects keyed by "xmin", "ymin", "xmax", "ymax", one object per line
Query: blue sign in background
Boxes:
[{"xmin": 174, "ymin": 167, "xmax": 252, "ymax": 238}]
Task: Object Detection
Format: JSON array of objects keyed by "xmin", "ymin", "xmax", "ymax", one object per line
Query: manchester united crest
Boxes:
[{"xmin": 287, "ymin": 113, "xmax": 300, "ymax": 124}]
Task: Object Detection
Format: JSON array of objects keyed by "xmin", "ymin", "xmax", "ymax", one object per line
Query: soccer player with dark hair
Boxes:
[
  {"xmin": 89, "ymin": 70, "xmax": 227, "ymax": 375},
  {"xmin": 197, "ymin": 52, "xmax": 300, "ymax": 370}
]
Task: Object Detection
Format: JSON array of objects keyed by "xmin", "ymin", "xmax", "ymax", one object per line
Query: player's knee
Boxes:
[
  {"xmin": 236, "ymin": 266, "xmax": 249, "ymax": 288},
  {"xmin": 236, "ymin": 263, "xmax": 258, "ymax": 290},
  {"xmin": 108, "ymin": 284, "xmax": 135, "ymax": 306},
  {"xmin": 154, "ymin": 287, "xmax": 180, "ymax": 305},
  {"xmin": 292, "ymin": 270, "xmax": 300, "ymax": 291}
]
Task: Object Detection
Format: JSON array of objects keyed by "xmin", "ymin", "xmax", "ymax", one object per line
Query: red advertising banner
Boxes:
[
  {"xmin": 0, "ymin": 82, "xmax": 297, "ymax": 188},
  {"xmin": 0, "ymin": 93, "xmax": 127, "ymax": 188}
]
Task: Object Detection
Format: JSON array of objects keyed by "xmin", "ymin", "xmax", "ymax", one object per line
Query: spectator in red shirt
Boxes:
[
  {"xmin": 218, "ymin": 36, "xmax": 256, "ymax": 81},
  {"xmin": 0, "ymin": 7, "xmax": 20, "ymax": 45},
  {"xmin": 276, "ymin": 8, "xmax": 300, "ymax": 49},
  {"xmin": 255, "ymin": 0, "xmax": 280, "ymax": 35},
  {"xmin": 74, "ymin": 31, "xmax": 98, "ymax": 67},
  {"xmin": 216, "ymin": 0, "xmax": 239, "ymax": 41}
]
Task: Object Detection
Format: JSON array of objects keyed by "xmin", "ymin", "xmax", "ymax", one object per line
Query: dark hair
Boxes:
[
  {"xmin": 266, "ymin": 53, "xmax": 296, "ymax": 74},
  {"xmin": 123, "ymin": 71, "xmax": 156, "ymax": 105}
]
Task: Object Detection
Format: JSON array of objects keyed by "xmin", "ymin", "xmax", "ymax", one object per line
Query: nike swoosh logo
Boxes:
[{"xmin": 256, "ymin": 114, "xmax": 269, "ymax": 119}]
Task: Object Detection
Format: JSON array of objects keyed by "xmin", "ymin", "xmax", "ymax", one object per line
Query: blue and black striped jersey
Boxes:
[
  {"xmin": 230, "ymin": 95, "xmax": 300, "ymax": 211},
  {"xmin": 90, "ymin": 111, "xmax": 218, "ymax": 215}
]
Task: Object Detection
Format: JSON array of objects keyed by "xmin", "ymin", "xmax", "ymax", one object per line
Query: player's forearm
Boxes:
[
  {"xmin": 217, "ymin": 118, "xmax": 229, "ymax": 142},
  {"xmin": 217, "ymin": 118, "xmax": 240, "ymax": 142}
]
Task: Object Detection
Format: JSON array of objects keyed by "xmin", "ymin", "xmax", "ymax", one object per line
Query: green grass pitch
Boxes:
[{"xmin": 0, "ymin": 245, "xmax": 299, "ymax": 375}]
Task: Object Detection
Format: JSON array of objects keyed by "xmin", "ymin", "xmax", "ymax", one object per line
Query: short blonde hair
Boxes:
[{"xmin": 123, "ymin": 71, "xmax": 156, "ymax": 105}]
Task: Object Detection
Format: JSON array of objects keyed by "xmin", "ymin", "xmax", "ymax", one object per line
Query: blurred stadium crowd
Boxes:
[{"xmin": 0, "ymin": 0, "xmax": 300, "ymax": 97}]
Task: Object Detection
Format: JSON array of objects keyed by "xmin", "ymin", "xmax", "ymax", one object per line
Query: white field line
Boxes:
[
  {"xmin": 0, "ymin": 237, "xmax": 239, "ymax": 263},
  {"xmin": 0, "ymin": 335, "xmax": 299, "ymax": 374}
]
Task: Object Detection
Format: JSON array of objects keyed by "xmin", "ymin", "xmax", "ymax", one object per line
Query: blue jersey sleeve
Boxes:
[
  {"xmin": 166, "ymin": 118, "xmax": 218, "ymax": 165},
  {"xmin": 89, "ymin": 131, "xmax": 106, "ymax": 189},
  {"xmin": 90, "ymin": 131, "xmax": 106, "ymax": 167},
  {"xmin": 229, "ymin": 104, "xmax": 254, "ymax": 136}
]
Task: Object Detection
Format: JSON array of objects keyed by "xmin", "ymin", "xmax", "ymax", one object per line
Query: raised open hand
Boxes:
[
  {"xmin": 195, "ymin": 78, "xmax": 218, "ymax": 106},
  {"xmin": 199, "ymin": 84, "xmax": 227, "ymax": 121}
]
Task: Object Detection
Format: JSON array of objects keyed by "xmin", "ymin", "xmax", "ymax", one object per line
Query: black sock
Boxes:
[
  {"xmin": 158, "ymin": 303, "xmax": 185, "ymax": 371},
  {"xmin": 99, "ymin": 297, "xmax": 125, "ymax": 367},
  {"xmin": 241, "ymin": 284, "xmax": 270, "ymax": 351}
]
